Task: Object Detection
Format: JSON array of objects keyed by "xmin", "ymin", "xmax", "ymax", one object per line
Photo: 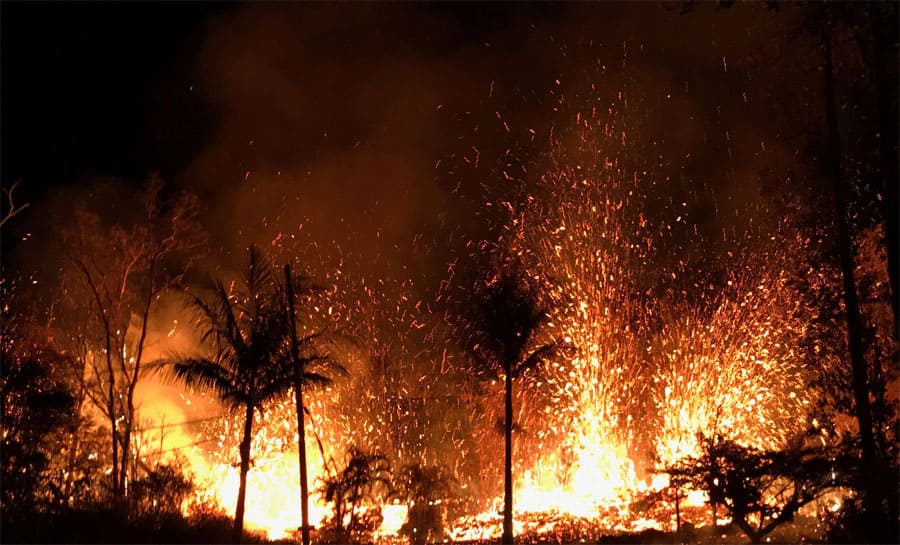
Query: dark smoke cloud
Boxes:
[
  {"xmin": 177, "ymin": 4, "xmax": 536, "ymax": 270},
  {"xmin": 3, "ymin": 2, "xmax": 826, "ymax": 310},
  {"xmin": 167, "ymin": 2, "xmax": 816, "ymax": 281}
]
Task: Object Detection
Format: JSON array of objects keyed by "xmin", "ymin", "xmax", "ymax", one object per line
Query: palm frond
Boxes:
[
  {"xmin": 211, "ymin": 280, "xmax": 248, "ymax": 355},
  {"xmin": 141, "ymin": 357, "xmax": 171, "ymax": 377},
  {"xmin": 300, "ymin": 370, "xmax": 334, "ymax": 388},
  {"xmin": 514, "ymin": 342, "xmax": 566, "ymax": 379},
  {"xmin": 256, "ymin": 370, "xmax": 301, "ymax": 405},
  {"xmin": 187, "ymin": 280, "xmax": 248, "ymax": 361},
  {"xmin": 284, "ymin": 267, "xmax": 326, "ymax": 299},
  {"xmin": 295, "ymin": 328, "xmax": 328, "ymax": 348},
  {"xmin": 469, "ymin": 267, "xmax": 549, "ymax": 372},
  {"xmin": 303, "ymin": 354, "xmax": 347, "ymax": 378},
  {"xmin": 244, "ymin": 246, "xmax": 274, "ymax": 316},
  {"xmin": 172, "ymin": 357, "xmax": 244, "ymax": 408}
]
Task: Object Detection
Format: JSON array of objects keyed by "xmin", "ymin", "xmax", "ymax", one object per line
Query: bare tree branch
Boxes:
[{"xmin": 1, "ymin": 180, "xmax": 30, "ymax": 228}]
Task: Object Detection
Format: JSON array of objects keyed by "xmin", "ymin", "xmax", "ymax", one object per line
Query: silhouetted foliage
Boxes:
[
  {"xmin": 0, "ymin": 504, "xmax": 271, "ymax": 544},
  {"xmin": 467, "ymin": 263, "xmax": 568, "ymax": 544},
  {"xmin": 1, "ymin": 309, "xmax": 77, "ymax": 520},
  {"xmin": 172, "ymin": 246, "xmax": 295, "ymax": 543},
  {"xmin": 393, "ymin": 463, "xmax": 458, "ymax": 544},
  {"xmin": 664, "ymin": 434, "xmax": 852, "ymax": 544},
  {"xmin": 60, "ymin": 176, "xmax": 205, "ymax": 505},
  {"xmin": 317, "ymin": 446, "xmax": 392, "ymax": 544},
  {"xmin": 128, "ymin": 463, "xmax": 194, "ymax": 521}
]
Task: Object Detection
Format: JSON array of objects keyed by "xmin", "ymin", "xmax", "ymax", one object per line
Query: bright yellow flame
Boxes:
[
  {"xmin": 190, "ymin": 449, "xmax": 332, "ymax": 540},
  {"xmin": 379, "ymin": 504, "xmax": 409, "ymax": 536}
]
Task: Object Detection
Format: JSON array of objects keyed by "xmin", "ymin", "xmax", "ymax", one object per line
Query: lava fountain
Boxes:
[
  {"xmin": 447, "ymin": 89, "xmax": 823, "ymax": 539},
  {"xmin": 170, "ymin": 84, "xmax": 825, "ymax": 542}
]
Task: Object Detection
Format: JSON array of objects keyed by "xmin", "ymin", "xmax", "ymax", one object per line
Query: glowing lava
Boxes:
[{"xmin": 163, "ymin": 85, "xmax": 827, "ymax": 542}]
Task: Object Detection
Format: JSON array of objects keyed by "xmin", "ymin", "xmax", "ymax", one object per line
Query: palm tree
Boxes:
[
  {"xmin": 317, "ymin": 446, "xmax": 393, "ymax": 543},
  {"xmin": 173, "ymin": 247, "xmax": 293, "ymax": 544},
  {"xmin": 469, "ymin": 267, "xmax": 563, "ymax": 545}
]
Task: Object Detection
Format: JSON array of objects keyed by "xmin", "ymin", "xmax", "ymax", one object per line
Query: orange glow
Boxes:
[{"xmin": 117, "ymin": 91, "xmax": 839, "ymax": 543}]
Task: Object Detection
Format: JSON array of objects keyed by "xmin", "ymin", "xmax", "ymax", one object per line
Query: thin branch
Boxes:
[{"xmin": 0, "ymin": 180, "xmax": 30, "ymax": 228}]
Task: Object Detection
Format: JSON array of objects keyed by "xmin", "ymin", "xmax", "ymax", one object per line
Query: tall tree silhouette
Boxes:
[
  {"xmin": 173, "ymin": 247, "xmax": 292, "ymax": 543},
  {"xmin": 63, "ymin": 177, "xmax": 204, "ymax": 504},
  {"xmin": 817, "ymin": 9, "xmax": 887, "ymax": 533},
  {"xmin": 468, "ymin": 266, "xmax": 563, "ymax": 545},
  {"xmin": 283, "ymin": 262, "xmax": 344, "ymax": 545}
]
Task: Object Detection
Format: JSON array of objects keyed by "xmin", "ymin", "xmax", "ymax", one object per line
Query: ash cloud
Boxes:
[
  {"xmin": 176, "ymin": 4, "xmax": 529, "ymax": 276},
  {"xmin": 3, "ymin": 3, "xmax": 824, "ymax": 340},
  {"xmin": 167, "ymin": 2, "xmax": 815, "ymax": 284}
]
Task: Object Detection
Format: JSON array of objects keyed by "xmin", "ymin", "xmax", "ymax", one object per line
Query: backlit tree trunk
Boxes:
[
  {"xmin": 502, "ymin": 362, "xmax": 514, "ymax": 545},
  {"xmin": 822, "ymin": 24, "xmax": 883, "ymax": 526},
  {"xmin": 285, "ymin": 264, "xmax": 311, "ymax": 545},
  {"xmin": 233, "ymin": 402, "xmax": 255, "ymax": 544}
]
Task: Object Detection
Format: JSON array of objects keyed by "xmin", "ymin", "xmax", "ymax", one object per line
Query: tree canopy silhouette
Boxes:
[
  {"xmin": 172, "ymin": 246, "xmax": 295, "ymax": 543},
  {"xmin": 467, "ymin": 264, "xmax": 567, "ymax": 545},
  {"xmin": 664, "ymin": 434, "xmax": 853, "ymax": 544}
]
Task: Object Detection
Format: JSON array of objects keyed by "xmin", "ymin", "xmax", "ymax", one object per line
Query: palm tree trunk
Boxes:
[
  {"xmin": 502, "ymin": 364, "xmax": 514, "ymax": 545},
  {"xmin": 674, "ymin": 487, "xmax": 681, "ymax": 535},
  {"xmin": 822, "ymin": 25, "xmax": 883, "ymax": 526},
  {"xmin": 335, "ymin": 488, "xmax": 344, "ymax": 540},
  {"xmin": 233, "ymin": 403, "xmax": 255, "ymax": 544},
  {"xmin": 285, "ymin": 264, "xmax": 311, "ymax": 545}
]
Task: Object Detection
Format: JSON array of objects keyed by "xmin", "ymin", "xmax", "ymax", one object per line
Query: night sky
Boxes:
[
  {"xmin": 2, "ymin": 3, "xmax": 230, "ymax": 187},
  {"xmin": 1, "ymin": 3, "xmax": 567, "ymax": 191},
  {"xmin": 2, "ymin": 2, "xmax": 583, "ymax": 267}
]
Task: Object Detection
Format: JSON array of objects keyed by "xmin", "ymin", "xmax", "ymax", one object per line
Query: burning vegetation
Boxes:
[{"xmin": 1, "ymin": 3, "xmax": 898, "ymax": 545}]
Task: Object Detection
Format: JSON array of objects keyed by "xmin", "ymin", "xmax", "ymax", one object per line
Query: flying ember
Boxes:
[{"xmin": 156, "ymin": 86, "xmax": 830, "ymax": 543}]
